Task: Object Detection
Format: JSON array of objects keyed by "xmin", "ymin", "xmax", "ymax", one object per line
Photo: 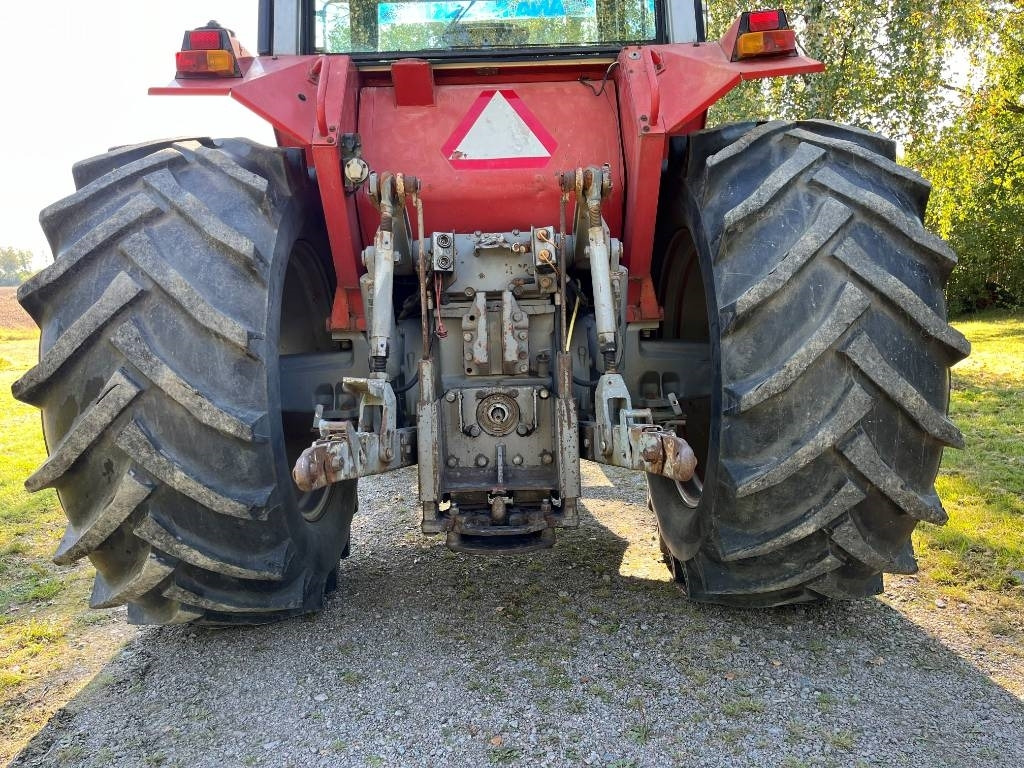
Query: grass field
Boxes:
[
  {"xmin": 0, "ymin": 309, "xmax": 1021, "ymax": 763},
  {"xmin": 915, "ymin": 311, "xmax": 1024, "ymax": 626},
  {"xmin": 0, "ymin": 329, "xmax": 135, "ymax": 764}
]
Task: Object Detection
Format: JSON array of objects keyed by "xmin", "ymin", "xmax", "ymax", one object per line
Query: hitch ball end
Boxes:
[{"xmin": 292, "ymin": 445, "xmax": 330, "ymax": 493}]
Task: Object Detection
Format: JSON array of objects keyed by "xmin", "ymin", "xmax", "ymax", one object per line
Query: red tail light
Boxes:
[
  {"xmin": 731, "ymin": 9, "xmax": 797, "ymax": 61},
  {"xmin": 176, "ymin": 21, "xmax": 244, "ymax": 78},
  {"xmin": 747, "ymin": 10, "xmax": 783, "ymax": 32},
  {"xmin": 188, "ymin": 29, "xmax": 224, "ymax": 50}
]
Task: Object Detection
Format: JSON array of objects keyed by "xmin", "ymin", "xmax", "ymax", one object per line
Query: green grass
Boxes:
[
  {"xmin": 0, "ymin": 334, "xmax": 132, "ymax": 765},
  {"xmin": 915, "ymin": 311, "xmax": 1024, "ymax": 595},
  {"xmin": 0, "ymin": 339, "xmax": 70, "ymax": 612}
]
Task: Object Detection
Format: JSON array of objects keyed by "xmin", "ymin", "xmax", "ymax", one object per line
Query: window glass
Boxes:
[{"xmin": 314, "ymin": 0, "xmax": 659, "ymax": 54}]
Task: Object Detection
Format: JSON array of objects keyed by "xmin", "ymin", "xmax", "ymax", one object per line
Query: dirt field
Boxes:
[{"xmin": 0, "ymin": 288, "xmax": 35, "ymax": 332}]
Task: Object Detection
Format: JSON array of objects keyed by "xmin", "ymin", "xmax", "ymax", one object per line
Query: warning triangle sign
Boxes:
[{"xmin": 442, "ymin": 90, "xmax": 558, "ymax": 170}]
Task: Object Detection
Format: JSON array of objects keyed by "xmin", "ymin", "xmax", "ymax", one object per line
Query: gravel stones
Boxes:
[{"xmin": 11, "ymin": 464, "xmax": 1024, "ymax": 767}]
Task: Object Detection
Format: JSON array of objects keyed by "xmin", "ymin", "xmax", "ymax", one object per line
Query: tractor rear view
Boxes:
[{"xmin": 13, "ymin": 1, "xmax": 967, "ymax": 624}]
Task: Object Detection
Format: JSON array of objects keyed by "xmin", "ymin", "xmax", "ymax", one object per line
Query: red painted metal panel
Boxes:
[
  {"xmin": 392, "ymin": 59, "xmax": 435, "ymax": 106},
  {"xmin": 308, "ymin": 58, "xmax": 365, "ymax": 332},
  {"xmin": 355, "ymin": 80, "xmax": 625, "ymax": 244}
]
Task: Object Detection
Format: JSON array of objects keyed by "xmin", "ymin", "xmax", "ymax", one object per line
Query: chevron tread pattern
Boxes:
[
  {"xmin": 40, "ymin": 148, "xmax": 185, "ymax": 231},
  {"xmin": 25, "ymin": 369, "xmax": 141, "ymax": 492},
  {"xmin": 115, "ymin": 420, "xmax": 270, "ymax": 520},
  {"xmin": 134, "ymin": 513, "xmax": 288, "ymax": 581},
  {"xmin": 15, "ymin": 138, "xmax": 342, "ymax": 625},
  {"xmin": 90, "ymin": 547, "xmax": 175, "ymax": 609},
  {"xmin": 118, "ymin": 231, "xmax": 257, "ymax": 355},
  {"xmin": 19, "ymin": 195, "xmax": 161, "ymax": 315},
  {"xmin": 812, "ymin": 166, "xmax": 957, "ymax": 271},
  {"xmin": 842, "ymin": 333, "xmax": 964, "ymax": 447},
  {"xmin": 53, "ymin": 469, "xmax": 154, "ymax": 565},
  {"xmin": 111, "ymin": 320, "xmax": 258, "ymax": 441},
  {"xmin": 721, "ymin": 142, "xmax": 825, "ymax": 239},
  {"xmin": 658, "ymin": 120, "xmax": 963, "ymax": 605},
  {"xmin": 725, "ymin": 284, "xmax": 869, "ymax": 413},
  {"xmin": 143, "ymin": 168, "xmax": 265, "ymax": 275},
  {"xmin": 833, "ymin": 238, "xmax": 970, "ymax": 359},
  {"xmin": 721, "ymin": 197, "xmax": 852, "ymax": 330}
]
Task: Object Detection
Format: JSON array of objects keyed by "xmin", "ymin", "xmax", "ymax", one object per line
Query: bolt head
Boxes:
[
  {"xmin": 445, "ymin": 391, "xmax": 457, "ymax": 402},
  {"xmin": 447, "ymin": 456, "xmax": 458, "ymax": 468},
  {"xmin": 538, "ymin": 388, "xmax": 550, "ymax": 399},
  {"xmin": 463, "ymin": 332, "xmax": 473, "ymax": 342},
  {"xmin": 516, "ymin": 424, "xmax": 529, "ymax": 436},
  {"xmin": 475, "ymin": 454, "xmax": 488, "ymax": 467}
]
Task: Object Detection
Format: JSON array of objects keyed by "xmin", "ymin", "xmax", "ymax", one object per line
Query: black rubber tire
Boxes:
[
  {"xmin": 13, "ymin": 137, "xmax": 356, "ymax": 625},
  {"xmin": 649, "ymin": 120, "xmax": 968, "ymax": 606}
]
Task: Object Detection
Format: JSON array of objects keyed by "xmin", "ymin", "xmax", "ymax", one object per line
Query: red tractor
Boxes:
[{"xmin": 14, "ymin": 1, "xmax": 966, "ymax": 624}]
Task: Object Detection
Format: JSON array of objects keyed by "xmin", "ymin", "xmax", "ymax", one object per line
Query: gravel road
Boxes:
[{"xmin": 11, "ymin": 463, "xmax": 1024, "ymax": 767}]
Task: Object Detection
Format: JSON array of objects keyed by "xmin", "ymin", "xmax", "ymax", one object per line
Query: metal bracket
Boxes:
[
  {"xmin": 291, "ymin": 379, "xmax": 416, "ymax": 491},
  {"xmin": 462, "ymin": 292, "xmax": 489, "ymax": 374},
  {"xmin": 560, "ymin": 165, "xmax": 619, "ymax": 370},
  {"xmin": 501, "ymin": 290, "xmax": 529, "ymax": 374},
  {"xmin": 580, "ymin": 373, "xmax": 697, "ymax": 483}
]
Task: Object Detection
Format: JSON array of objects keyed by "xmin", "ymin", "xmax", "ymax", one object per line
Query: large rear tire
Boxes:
[
  {"xmin": 650, "ymin": 121, "xmax": 968, "ymax": 605},
  {"xmin": 14, "ymin": 137, "xmax": 356, "ymax": 624}
]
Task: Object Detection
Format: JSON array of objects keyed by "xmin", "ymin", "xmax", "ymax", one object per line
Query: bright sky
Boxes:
[{"xmin": 0, "ymin": 1, "xmax": 274, "ymax": 264}]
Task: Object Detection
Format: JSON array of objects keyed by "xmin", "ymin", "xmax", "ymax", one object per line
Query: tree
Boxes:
[
  {"xmin": 0, "ymin": 247, "xmax": 33, "ymax": 286},
  {"xmin": 907, "ymin": 5, "xmax": 1024, "ymax": 312},
  {"xmin": 705, "ymin": 0, "xmax": 1023, "ymax": 314},
  {"xmin": 706, "ymin": 0, "xmax": 986, "ymax": 144}
]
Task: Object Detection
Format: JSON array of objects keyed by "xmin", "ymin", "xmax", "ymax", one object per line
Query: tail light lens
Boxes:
[
  {"xmin": 188, "ymin": 29, "xmax": 224, "ymax": 50},
  {"xmin": 176, "ymin": 50, "xmax": 237, "ymax": 76},
  {"xmin": 731, "ymin": 9, "xmax": 798, "ymax": 61},
  {"xmin": 736, "ymin": 29, "xmax": 797, "ymax": 58},
  {"xmin": 176, "ymin": 22, "xmax": 242, "ymax": 78},
  {"xmin": 747, "ymin": 10, "xmax": 783, "ymax": 32}
]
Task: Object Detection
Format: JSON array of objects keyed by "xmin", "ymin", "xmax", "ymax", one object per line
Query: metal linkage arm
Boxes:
[
  {"xmin": 580, "ymin": 374, "xmax": 697, "ymax": 483},
  {"xmin": 292, "ymin": 379, "xmax": 416, "ymax": 492}
]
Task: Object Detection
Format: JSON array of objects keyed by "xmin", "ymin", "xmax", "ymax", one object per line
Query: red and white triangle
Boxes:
[{"xmin": 442, "ymin": 89, "xmax": 558, "ymax": 170}]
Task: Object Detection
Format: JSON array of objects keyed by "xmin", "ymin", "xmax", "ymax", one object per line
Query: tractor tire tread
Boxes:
[
  {"xmin": 17, "ymin": 137, "xmax": 346, "ymax": 624},
  {"xmin": 653, "ymin": 120, "xmax": 963, "ymax": 605}
]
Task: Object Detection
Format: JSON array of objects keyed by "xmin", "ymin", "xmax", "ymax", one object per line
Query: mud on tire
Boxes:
[
  {"xmin": 14, "ymin": 137, "xmax": 356, "ymax": 624},
  {"xmin": 650, "ymin": 120, "xmax": 968, "ymax": 605}
]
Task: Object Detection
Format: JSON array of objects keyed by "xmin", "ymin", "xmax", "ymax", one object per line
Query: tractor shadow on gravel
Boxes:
[{"xmin": 13, "ymin": 464, "xmax": 1024, "ymax": 767}]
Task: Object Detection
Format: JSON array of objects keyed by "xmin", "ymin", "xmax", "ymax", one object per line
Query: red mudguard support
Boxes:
[
  {"xmin": 615, "ymin": 36, "xmax": 822, "ymax": 323},
  {"xmin": 152, "ymin": 55, "xmax": 366, "ymax": 331}
]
